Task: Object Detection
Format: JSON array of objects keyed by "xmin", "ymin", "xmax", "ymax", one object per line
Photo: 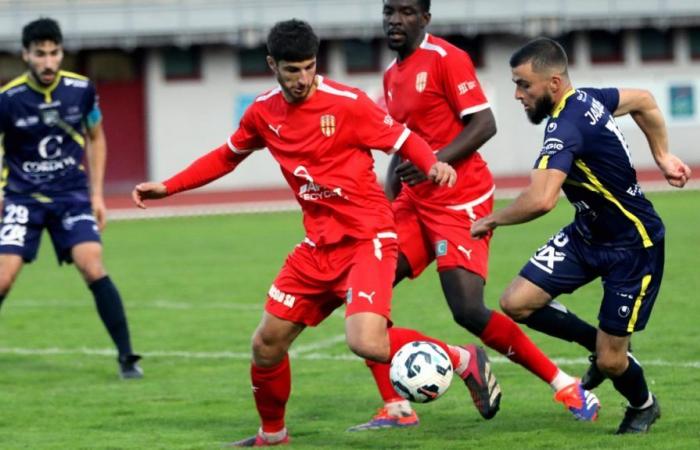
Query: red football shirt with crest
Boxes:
[
  {"xmin": 384, "ymin": 33, "xmax": 494, "ymax": 204},
  {"xmin": 230, "ymin": 75, "xmax": 413, "ymax": 246}
]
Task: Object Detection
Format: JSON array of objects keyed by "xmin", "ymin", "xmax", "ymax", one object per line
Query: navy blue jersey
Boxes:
[
  {"xmin": 535, "ymin": 88, "xmax": 664, "ymax": 248},
  {"xmin": 0, "ymin": 70, "xmax": 102, "ymax": 198}
]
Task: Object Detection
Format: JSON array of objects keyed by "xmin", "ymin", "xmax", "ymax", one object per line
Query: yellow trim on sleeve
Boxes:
[
  {"xmin": 0, "ymin": 74, "xmax": 29, "ymax": 93},
  {"xmin": 574, "ymin": 159, "xmax": 653, "ymax": 248},
  {"xmin": 551, "ymin": 89, "xmax": 576, "ymax": 118},
  {"xmin": 627, "ymin": 275, "xmax": 652, "ymax": 332},
  {"xmin": 59, "ymin": 70, "xmax": 89, "ymax": 81},
  {"xmin": 537, "ymin": 155, "xmax": 550, "ymax": 169}
]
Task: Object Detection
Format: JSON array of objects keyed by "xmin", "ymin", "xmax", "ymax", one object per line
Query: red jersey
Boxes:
[
  {"xmin": 230, "ymin": 76, "xmax": 417, "ymax": 246},
  {"xmin": 384, "ymin": 33, "xmax": 494, "ymax": 204}
]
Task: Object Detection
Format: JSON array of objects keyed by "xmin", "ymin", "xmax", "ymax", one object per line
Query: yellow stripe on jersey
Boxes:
[
  {"xmin": 551, "ymin": 89, "xmax": 576, "ymax": 118},
  {"xmin": 563, "ymin": 179, "xmax": 598, "ymax": 193},
  {"xmin": 56, "ymin": 119, "xmax": 86, "ymax": 148},
  {"xmin": 574, "ymin": 159, "xmax": 653, "ymax": 247},
  {"xmin": 627, "ymin": 274, "xmax": 652, "ymax": 332},
  {"xmin": 59, "ymin": 70, "xmax": 89, "ymax": 81},
  {"xmin": 537, "ymin": 155, "xmax": 550, "ymax": 169},
  {"xmin": 24, "ymin": 71, "xmax": 62, "ymax": 103},
  {"xmin": 0, "ymin": 74, "xmax": 29, "ymax": 93},
  {"xmin": 30, "ymin": 192, "xmax": 53, "ymax": 203},
  {"xmin": 0, "ymin": 164, "xmax": 7, "ymax": 189}
]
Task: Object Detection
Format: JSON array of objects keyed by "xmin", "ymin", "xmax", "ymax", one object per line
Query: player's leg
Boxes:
[
  {"xmin": 71, "ymin": 241, "xmax": 141, "ymax": 378},
  {"xmin": 50, "ymin": 200, "xmax": 140, "ymax": 378},
  {"xmin": 344, "ymin": 236, "xmax": 501, "ymax": 419},
  {"xmin": 595, "ymin": 242, "xmax": 664, "ymax": 434},
  {"xmin": 0, "ymin": 254, "xmax": 24, "ymax": 309},
  {"xmin": 0, "ymin": 199, "xmax": 44, "ymax": 310},
  {"xmin": 353, "ymin": 197, "xmax": 430, "ymax": 430},
  {"xmin": 230, "ymin": 311, "xmax": 305, "ymax": 447},
  {"xmin": 499, "ymin": 228, "xmax": 601, "ymax": 420},
  {"xmin": 502, "ymin": 229, "xmax": 598, "ymax": 353},
  {"xmin": 232, "ymin": 241, "xmax": 338, "ymax": 446}
]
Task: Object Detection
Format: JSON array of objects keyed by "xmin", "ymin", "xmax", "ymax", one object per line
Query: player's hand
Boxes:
[
  {"xmin": 428, "ymin": 161, "xmax": 457, "ymax": 187},
  {"xmin": 471, "ymin": 216, "xmax": 497, "ymax": 239},
  {"xmin": 657, "ymin": 153, "xmax": 691, "ymax": 188},
  {"xmin": 91, "ymin": 194, "xmax": 107, "ymax": 231},
  {"xmin": 395, "ymin": 160, "xmax": 428, "ymax": 185},
  {"xmin": 132, "ymin": 182, "xmax": 168, "ymax": 209}
]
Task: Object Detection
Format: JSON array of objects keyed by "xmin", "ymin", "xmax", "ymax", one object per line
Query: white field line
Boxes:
[
  {"xmin": 10, "ymin": 300, "xmax": 261, "ymax": 311},
  {"xmin": 108, "ymin": 182, "xmax": 699, "ymax": 221},
  {"xmin": 0, "ymin": 346, "xmax": 699, "ymax": 369},
  {"xmin": 289, "ymin": 334, "xmax": 348, "ymax": 356}
]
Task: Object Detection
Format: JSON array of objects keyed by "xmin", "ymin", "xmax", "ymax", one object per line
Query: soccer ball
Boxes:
[{"xmin": 389, "ymin": 341, "xmax": 453, "ymax": 403}]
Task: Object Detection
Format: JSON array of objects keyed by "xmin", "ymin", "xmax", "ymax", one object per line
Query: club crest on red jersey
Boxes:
[
  {"xmin": 320, "ymin": 114, "xmax": 336, "ymax": 137},
  {"xmin": 415, "ymin": 72, "xmax": 428, "ymax": 93}
]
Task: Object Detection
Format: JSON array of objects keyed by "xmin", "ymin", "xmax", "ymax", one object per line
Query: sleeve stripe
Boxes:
[
  {"xmin": 227, "ymin": 136, "xmax": 255, "ymax": 155},
  {"xmin": 390, "ymin": 127, "xmax": 411, "ymax": 154},
  {"xmin": 459, "ymin": 103, "xmax": 490, "ymax": 118},
  {"xmin": 537, "ymin": 155, "xmax": 550, "ymax": 169}
]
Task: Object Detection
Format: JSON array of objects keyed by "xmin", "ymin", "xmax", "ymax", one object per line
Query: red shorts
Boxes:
[
  {"xmin": 265, "ymin": 233, "xmax": 398, "ymax": 326},
  {"xmin": 393, "ymin": 186, "xmax": 494, "ymax": 280}
]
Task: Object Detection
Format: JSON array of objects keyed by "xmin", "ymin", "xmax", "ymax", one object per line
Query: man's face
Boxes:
[
  {"xmin": 23, "ymin": 40, "xmax": 63, "ymax": 86},
  {"xmin": 268, "ymin": 56, "xmax": 317, "ymax": 103},
  {"xmin": 382, "ymin": 0, "xmax": 430, "ymax": 54},
  {"xmin": 511, "ymin": 62, "xmax": 555, "ymax": 125}
]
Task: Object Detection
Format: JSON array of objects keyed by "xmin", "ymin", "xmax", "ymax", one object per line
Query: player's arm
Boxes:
[
  {"xmin": 85, "ymin": 122, "xmax": 108, "ymax": 230},
  {"xmin": 132, "ymin": 144, "xmax": 250, "ymax": 209},
  {"xmin": 396, "ymin": 131, "xmax": 456, "ymax": 187},
  {"xmin": 471, "ymin": 168, "xmax": 566, "ymax": 238},
  {"xmin": 614, "ymin": 88, "xmax": 691, "ymax": 187},
  {"xmin": 384, "ymin": 153, "xmax": 402, "ymax": 201},
  {"xmin": 395, "ymin": 108, "xmax": 496, "ymax": 185}
]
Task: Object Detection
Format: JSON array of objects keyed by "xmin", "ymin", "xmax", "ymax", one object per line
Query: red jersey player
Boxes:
[
  {"xmin": 133, "ymin": 19, "xmax": 503, "ymax": 447},
  {"xmin": 348, "ymin": 0, "xmax": 601, "ymax": 430}
]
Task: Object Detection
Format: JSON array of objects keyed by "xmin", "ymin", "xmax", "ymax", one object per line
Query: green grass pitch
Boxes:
[{"xmin": 0, "ymin": 190, "xmax": 698, "ymax": 449}]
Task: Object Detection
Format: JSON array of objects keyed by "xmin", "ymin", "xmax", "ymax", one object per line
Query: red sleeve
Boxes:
[
  {"xmin": 230, "ymin": 104, "xmax": 265, "ymax": 152},
  {"xmin": 352, "ymin": 91, "xmax": 411, "ymax": 153},
  {"xmin": 163, "ymin": 143, "xmax": 250, "ymax": 195},
  {"xmin": 441, "ymin": 49, "xmax": 490, "ymax": 119},
  {"xmin": 396, "ymin": 132, "xmax": 437, "ymax": 175}
]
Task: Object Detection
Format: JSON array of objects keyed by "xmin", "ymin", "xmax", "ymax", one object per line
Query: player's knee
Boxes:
[
  {"xmin": 346, "ymin": 334, "xmax": 389, "ymax": 363},
  {"xmin": 595, "ymin": 350, "xmax": 628, "ymax": 377},
  {"xmin": 499, "ymin": 293, "xmax": 527, "ymax": 321},
  {"xmin": 450, "ymin": 303, "xmax": 490, "ymax": 334},
  {"xmin": 76, "ymin": 260, "xmax": 107, "ymax": 283},
  {"xmin": 251, "ymin": 331, "xmax": 287, "ymax": 367},
  {"xmin": 0, "ymin": 266, "xmax": 19, "ymax": 294}
]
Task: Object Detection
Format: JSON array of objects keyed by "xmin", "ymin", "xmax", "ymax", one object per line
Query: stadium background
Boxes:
[{"xmin": 1, "ymin": 0, "xmax": 699, "ymax": 196}]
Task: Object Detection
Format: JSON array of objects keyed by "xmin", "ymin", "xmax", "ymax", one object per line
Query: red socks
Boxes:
[
  {"xmin": 251, "ymin": 355, "xmax": 291, "ymax": 433},
  {"xmin": 480, "ymin": 311, "xmax": 558, "ymax": 383}
]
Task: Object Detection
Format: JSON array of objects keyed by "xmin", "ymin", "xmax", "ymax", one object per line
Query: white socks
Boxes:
[{"xmin": 550, "ymin": 370, "xmax": 577, "ymax": 392}]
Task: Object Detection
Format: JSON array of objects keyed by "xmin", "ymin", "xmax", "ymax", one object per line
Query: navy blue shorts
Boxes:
[
  {"xmin": 519, "ymin": 224, "xmax": 664, "ymax": 336},
  {"xmin": 0, "ymin": 197, "xmax": 101, "ymax": 264}
]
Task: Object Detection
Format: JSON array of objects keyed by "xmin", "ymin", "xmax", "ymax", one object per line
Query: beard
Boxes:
[{"xmin": 527, "ymin": 94, "xmax": 555, "ymax": 124}]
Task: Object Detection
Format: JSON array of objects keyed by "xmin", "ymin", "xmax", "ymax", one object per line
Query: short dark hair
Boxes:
[
  {"xmin": 22, "ymin": 17, "xmax": 63, "ymax": 49},
  {"xmin": 509, "ymin": 37, "xmax": 568, "ymax": 75},
  {"xmin": 266, "ymin": 19, "xmax": 320, "ymax": 62},
  {"xmin": 417, "ymin": 0, "xmax": 431, "ymax": 12}
]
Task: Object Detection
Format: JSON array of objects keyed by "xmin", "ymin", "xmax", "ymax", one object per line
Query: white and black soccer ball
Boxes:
[{"xmin": 389, "ymin": 341, "xmax": 453, "ymax": 403}]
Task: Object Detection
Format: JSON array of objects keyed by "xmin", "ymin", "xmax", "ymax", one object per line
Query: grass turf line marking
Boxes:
[{"xmin": 1, "ymin": 347, "xmax": 699, "ymax": 369}]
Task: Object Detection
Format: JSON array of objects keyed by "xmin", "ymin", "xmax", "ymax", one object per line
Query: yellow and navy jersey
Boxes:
[
  {"xmin": 0, "ymin": 70, "xmax": 102, "ymax": 198},
  {"xmin": 535, "ymin": 87, "xmax": 664, "ymax": 248}
]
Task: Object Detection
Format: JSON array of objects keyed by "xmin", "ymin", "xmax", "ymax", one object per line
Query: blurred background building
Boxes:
[{"xmin": 1, "ymin": 0, "xmax": 699, "ymax": 193}]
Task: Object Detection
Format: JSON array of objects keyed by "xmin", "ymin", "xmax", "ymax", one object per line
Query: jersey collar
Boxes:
[
  {"xmin": 551, "ymin": 88, "xmax": 576, "ymax": 118},
  {"xmin": 25, "ymin": 70, "xmax": 63, "ymax": 103}
]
